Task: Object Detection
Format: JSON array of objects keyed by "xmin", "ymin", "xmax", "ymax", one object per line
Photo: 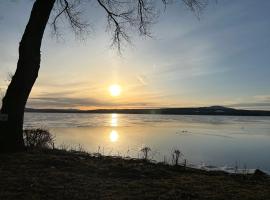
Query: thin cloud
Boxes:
[
  {"xmin": 229, "ymin": 102, "xmax": 270, "ymax": 108},
  {"xmin": 27, "ymin": 96, "xmax": 157, "ymax": 109},
  {"xmin": 136, "ymin": 74, "xmax": 148, "ymax": 86},
  {"xmin": 28, "ymin": 97, "xmax": 107, "ymax": 107},
  {"xmin": 254, "ymin": 95, "xmax": 270, "ymax": 102}
]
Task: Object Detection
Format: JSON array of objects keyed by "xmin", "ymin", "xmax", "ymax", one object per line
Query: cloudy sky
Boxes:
[{"xmin": 0, "ymin": 0, "xmax": 270, "ymax": 110}]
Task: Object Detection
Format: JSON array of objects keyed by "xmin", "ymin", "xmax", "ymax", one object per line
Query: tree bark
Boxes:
[{"xmin": 0, "ymin": 0, "xmax": 55, "ymax": 152}]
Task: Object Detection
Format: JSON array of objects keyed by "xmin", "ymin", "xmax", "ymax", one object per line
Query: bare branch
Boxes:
[
  {"xmin": 96, "ymin": 0, "xmax": 157, "ymax": 52},
  {"xmin": 51, "ymin": 0, "xmax": 89, "ymax": 38},
  {"xmin": 50, "ymin": 0, "xmax": 209, "ymax": 51},
  {"xmin": 182, "ymin": 0, "xmax": 208, "ymax": 17}
]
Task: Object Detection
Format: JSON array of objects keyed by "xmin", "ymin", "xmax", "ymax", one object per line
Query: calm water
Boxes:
[{"xmin": 24, "ymin": 113, "xmax": 270, "ymax": 173}]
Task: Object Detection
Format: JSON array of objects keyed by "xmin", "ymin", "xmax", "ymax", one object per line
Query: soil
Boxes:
[{"xmin": 0, "ymin": 149, "xmax": 269, "ymax": 200}]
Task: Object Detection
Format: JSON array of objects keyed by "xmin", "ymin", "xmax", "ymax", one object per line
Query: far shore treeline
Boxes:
[{"xmin": 25, "ymin": 106, "xmax": 270, "ymax": 116}]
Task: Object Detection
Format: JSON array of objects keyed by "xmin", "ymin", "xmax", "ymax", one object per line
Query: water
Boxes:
[{"xmin": 24, "ymin": 113, "xmax": 270, "ymax": 173}]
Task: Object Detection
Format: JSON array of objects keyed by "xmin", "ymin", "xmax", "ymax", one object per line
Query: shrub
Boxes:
[
  {"xmin": 23, "ymin": 128, "xmax": 54, "ymax": 150},
  {"xmin": 140, "ymin": 146, "xmax": 151, "ymax": 160},
  {"xmin": 171, "ymin": 149, "xmax": 183, "ymax": 166}
]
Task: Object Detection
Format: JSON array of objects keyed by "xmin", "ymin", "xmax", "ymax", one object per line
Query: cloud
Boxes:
[
  {"xmin": 136, "ymin": 74, "xmax": 148, "ymax": 86},
  {"xmin": 229, "ymin": 102, "xmax": 270, "ymax": 108},
  {"xmin": 35, "ymin": 80, "xmax": 90, "ymax": 88},
  {"xmin": 27, "ymin": 96, "xmax": 157, "ymax": 109},
  {"xmin": 32, "ymin": 90, "xmax": 78, "ymax": 98},
  {"xmin": 227, "ymin": 94, "xmax": 270, "ymax": 110},
  {"xmin": 28, "ymin": 97, "xmax": 107, "ymax": 108},
  {"xmin": 254, "ymin": 95, "xmax": 270, "ymax": 102}
]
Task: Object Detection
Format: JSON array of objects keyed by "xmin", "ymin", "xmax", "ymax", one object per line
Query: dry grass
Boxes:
[{"xmin": 0, "ymin": 149, "xmax": 269, "ymax": 200}]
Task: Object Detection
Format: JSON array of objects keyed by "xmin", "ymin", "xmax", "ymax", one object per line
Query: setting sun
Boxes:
[{"xmin": 109, "ymin": 84, "xmax": 121, "ymax": 97}]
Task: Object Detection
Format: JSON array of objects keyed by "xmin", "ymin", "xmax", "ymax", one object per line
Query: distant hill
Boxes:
[{"xmin": 25, "ymin": 106, "xmax": 270, "ymax": 116}]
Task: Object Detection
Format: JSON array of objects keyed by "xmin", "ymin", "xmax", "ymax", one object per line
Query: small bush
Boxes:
[
  {"xmin": 23, "ymin": 128, "xmax": 54, "ymax": 150},
  {"xmin": 140, "ymin": 147, "xmax": 151, "ymax": 160},
  {"xmin": 171, "ymin": 149, "xmax": 183, "ymax": 166}
]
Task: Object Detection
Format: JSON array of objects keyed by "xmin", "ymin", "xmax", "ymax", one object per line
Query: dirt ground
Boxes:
[{"xmin": 0, "ymin": 149, "xmax": 269, "ymax": 200}]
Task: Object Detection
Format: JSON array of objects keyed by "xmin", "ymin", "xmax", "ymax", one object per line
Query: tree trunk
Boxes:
[{"xmin": 0, "ymin": 0, "xmax": 55, "ymax": 152}]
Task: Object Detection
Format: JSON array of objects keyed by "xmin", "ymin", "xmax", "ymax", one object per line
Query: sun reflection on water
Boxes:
[
  {"xmin": 110, "ymin": 113, "xmax": 118, "ymax": 127},
  {"xmin": 109, "ymin": 130, "xmax": 119, "ymax": 142}
]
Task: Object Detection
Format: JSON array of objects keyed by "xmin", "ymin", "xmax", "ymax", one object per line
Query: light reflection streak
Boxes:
[
  {"xmin": 110, "ymin": 113, "xmax": 118, "ymax": 127},
  {"xmin": 110, "ymin": 130, "xmax": 119, "ymax": 142}
]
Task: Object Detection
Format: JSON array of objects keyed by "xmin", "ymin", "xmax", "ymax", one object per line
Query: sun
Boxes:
[{"xmin": 109, "ymin": 84, "xmax": 121, "ymax": 97}]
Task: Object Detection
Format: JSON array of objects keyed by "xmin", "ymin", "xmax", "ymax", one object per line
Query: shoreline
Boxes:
[{"xmin": 25, "ymin": 106, "xmax": 270, "ymax": 116}]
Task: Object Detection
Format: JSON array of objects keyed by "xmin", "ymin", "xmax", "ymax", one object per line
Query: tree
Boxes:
[{"xmin": 0, "ymin": 0, "xmax": 207, "ymax": 152}]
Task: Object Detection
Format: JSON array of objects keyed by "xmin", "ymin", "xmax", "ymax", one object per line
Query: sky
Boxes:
[{"xmin": 0, "ymin": 0, "xmax": 270, "ymax": 110}]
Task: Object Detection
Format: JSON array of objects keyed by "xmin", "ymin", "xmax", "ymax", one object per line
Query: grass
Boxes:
[{"xmin": 0, "ymin": 149, "xmax": 269, "ymax": 200}]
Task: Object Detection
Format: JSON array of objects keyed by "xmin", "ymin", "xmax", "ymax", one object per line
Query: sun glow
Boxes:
[
  {"xmin": 110, "ymin": 113, "xmax": 118, "ymax": 127},
  {"xmin": 109, "ymin": 84, "xmax": 121, "ymax": 97},
  {"xmin": 109, "ymin": 130, "xmax": 119, "ymax": 142}
]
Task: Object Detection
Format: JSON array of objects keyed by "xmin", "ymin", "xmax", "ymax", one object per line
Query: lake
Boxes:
[{"xmin": 24, "ymin": 113, "xmax": 270, "ymax": 173}]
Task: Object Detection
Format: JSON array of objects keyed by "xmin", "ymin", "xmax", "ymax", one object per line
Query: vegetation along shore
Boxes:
[{"xmin": 0, "ymin": 129, "xmax": 269, "ymax": 200}]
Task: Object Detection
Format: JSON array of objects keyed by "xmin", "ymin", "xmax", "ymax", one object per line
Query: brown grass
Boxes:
[{"xmin": 0, "ymin": 149, "xmax": 269, "ymax": 200}]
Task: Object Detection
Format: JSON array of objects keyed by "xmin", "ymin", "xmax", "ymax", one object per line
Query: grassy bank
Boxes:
[{"xmin": 0, "ymin": 149, "xmax": 269, "ymax": 200}]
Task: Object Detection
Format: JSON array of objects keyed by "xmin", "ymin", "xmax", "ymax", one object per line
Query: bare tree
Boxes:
[{"xmin": 0, "ymin": 0, "xmax": 207, "ymax": 152}]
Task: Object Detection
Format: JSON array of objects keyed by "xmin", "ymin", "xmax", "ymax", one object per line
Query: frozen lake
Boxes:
[{"xmin": 24, "ymin": 113, "xmax": 270, "ymax": 173}]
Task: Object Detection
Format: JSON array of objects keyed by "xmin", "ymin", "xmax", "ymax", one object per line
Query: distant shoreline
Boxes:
[{"xmin": 25, "ymin": 106, "xmax": 270, "ymax": 116}]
